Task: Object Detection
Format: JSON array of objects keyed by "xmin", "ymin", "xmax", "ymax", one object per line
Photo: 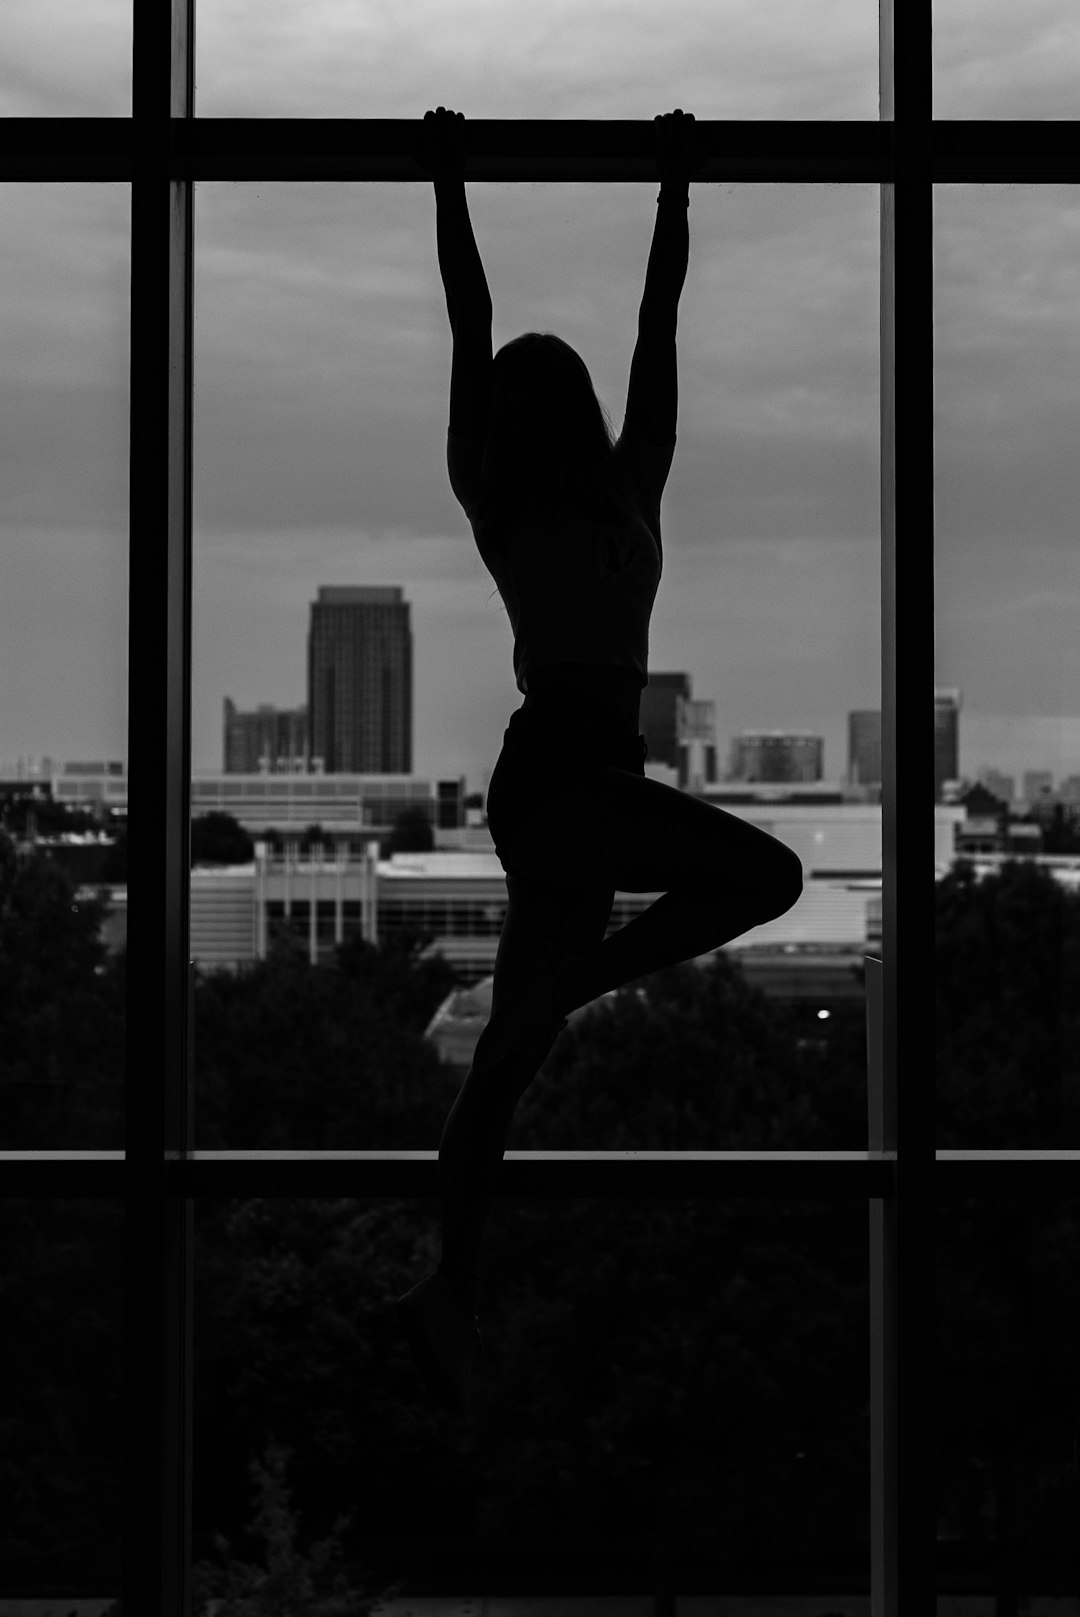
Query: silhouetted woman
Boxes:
[{"xmin": 396, "ymin": 107, "xmax": 804, "ymax": 1414}]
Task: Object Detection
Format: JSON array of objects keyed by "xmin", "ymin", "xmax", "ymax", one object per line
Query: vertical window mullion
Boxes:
[
  {"xmin": 888, "ymin": 0, "xmax": 936, "ymax": 1608},
  {"xmin": 874, "ymin": 8, "xmax": 901, "ymax": 1611},
  {"xmin": 125, "ymin": 2, "xmax": 195, "ymax": 1614}
]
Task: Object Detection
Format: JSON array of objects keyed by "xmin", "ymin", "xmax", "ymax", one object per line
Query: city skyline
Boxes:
[{"xmin": 3, "ymin": 4, "xmax": 1078, "ymax": 797}]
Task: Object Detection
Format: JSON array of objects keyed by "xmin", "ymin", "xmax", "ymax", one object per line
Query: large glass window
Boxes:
[
  {"xmin": 0, "ymin": 1198, "xmax": 123, "ymax": 1598},
  {"xmin": 937, "ymin": 1196, "xmax": 1080, "ymax": 1594},
  {"xmin": 934, "ymin": 184, "xmax": 1080, "ymax": 1149},
  {"xmin": 190, "ymin": 178, "xmax": 879, "ymax": 1151},
  {"xmin": 0, "ymin": 183, "xmax": 128, "ymax": 1152},
  {"xmin": 194, "ymin": 1195, "xmax": 869, "ymax": 1602},
  {"xmin": 18, "ymin": 3, "xmax": 1080, "ymax": 1608}
]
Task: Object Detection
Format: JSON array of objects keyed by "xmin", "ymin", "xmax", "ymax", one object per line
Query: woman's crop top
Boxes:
[{"xmin": 447, "ymin": 422, "xmax": 675, "ymax": 696}]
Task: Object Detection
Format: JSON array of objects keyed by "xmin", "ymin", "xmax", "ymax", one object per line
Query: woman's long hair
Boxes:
[{"xmin": 476, "ymin": 332, "xmax": 642, "ymax": 536}]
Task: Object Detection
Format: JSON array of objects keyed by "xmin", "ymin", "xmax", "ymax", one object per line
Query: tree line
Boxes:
[{"xmin": 1, "ymin": 830, "xmax": 1078, "ymax": 1609}]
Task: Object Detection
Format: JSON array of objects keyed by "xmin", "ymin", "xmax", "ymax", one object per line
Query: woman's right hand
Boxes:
[
  {"xmin": 654, "ymin": 108, "xmax": 700, "ymax": 187},
  {"xmin": 419, "ymin": 106, "xmax": 467, "ymax": 184}
]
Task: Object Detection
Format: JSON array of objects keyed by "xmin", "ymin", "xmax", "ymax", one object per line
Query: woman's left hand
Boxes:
[
  {"xmin": 418, "ymin": 106, "xmax": 467, "ymax": 183},
  {"xmin": 654, "ymin": 109, "xmax": 702, "ymax": 186}
]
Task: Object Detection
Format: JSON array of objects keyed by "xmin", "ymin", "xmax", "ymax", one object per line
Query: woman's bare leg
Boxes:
[
  {"xmin": 437, "ymin": 767, "xmax": 804, "ymax": 1312},
  {"xmin": 437, "ymin": 873, "xmax": 613, "ymax": 1313}
]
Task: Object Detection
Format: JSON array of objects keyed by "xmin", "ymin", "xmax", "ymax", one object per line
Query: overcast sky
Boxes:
[{"xmin": 2, "ymin": 2, "xmax": 1078, "ymax": 793}]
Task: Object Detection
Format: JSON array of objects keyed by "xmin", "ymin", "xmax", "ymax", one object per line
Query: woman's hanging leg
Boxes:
[
  {"xmin": 437, "ymin": 872, "xmax": 614, "ymax": 1314},
  {"xmin": 553, "ymin": 882, "xmax": 777, "ymax": 1017}
]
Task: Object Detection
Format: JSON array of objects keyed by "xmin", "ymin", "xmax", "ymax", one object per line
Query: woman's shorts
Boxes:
[{"xmin": 485, "ymin": 702, "xmax": 648, "ymax": 872}]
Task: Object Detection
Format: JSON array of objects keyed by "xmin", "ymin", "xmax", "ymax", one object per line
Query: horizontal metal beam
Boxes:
[
  {"xmin": 7, "ymin": 1154, "xmax": 1077, "ymax": 1196},
  {"xmin": 0, "ymin": 1152, "xmax": 893, "ymax": 1197},
  {"xmin": 372, "ymin": 1537, "xmax": 872, "ymax": 1596},
  {"xmin": 1, "ymin": 117, "xmax": 1077, "ymax": 183},
  {"xmin": 171, "ymin": 1152, "xmax": 896, "ymax": 1199}
]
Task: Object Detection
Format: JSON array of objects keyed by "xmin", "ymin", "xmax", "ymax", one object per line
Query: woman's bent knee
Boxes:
[
  {"xmin": 689, "ymin": 841, "xmax": 803, "ymax": 928},
  {"xmin": 761, "ymin": 846, "xmax": 804, "ymax": 921}
]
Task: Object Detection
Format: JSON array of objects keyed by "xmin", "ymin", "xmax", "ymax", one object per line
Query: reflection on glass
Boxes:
[
  {"xmin": 934, "ymin": 0, "xmax": 1080, "ymax": 118},
  {"xmin": 1, "ymin": 0, "xmax": 131, "ymax": 117},
  {"xmin": 195, "ymin": 0, "xmax": 878, "ymax": 120},
  {"xmin": 194, "ymin": 1196, "xmax": 868, "ymax": 1594},
  {"xmin": 190, "ymin": 180, "xmax": 878, "ymax": 1152},
  {"xmin": 935, "ymin": 185, "xmax": 1080, "ymax": 1147},
  {"xmin": 0, "ymin": 184, "xmax": 128, "ymax": 1152}
]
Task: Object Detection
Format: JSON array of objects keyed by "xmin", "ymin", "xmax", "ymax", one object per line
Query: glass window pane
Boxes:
[
  {"xmin": 938, "ymin": 1196, "xmax": 1080, "ymax": 1594},
  {"xmin": 934, "ymin": 0, "xmax": 1080, "ymax": 119},
  {"xmin": 195, "ymin": 1196, "xmax": 869, "ymax": 1596},
  {"xmin": 195, "ymin": 0, "xmax": 879, "ymax": 121},
  {"xmin": 0, "ymin": 1198, "xmax": 122, "ymax": 1600},
  {"xmin": 0, "ymin": 183, "xmax": 128, "ymax": 1153},
  {"xmin": 934, "ymin": 184, "xmax": 1080, "ymax": 1148},
  {"xmin": 191, "ymin": 179, "xmax": 879, "ymax": 1152},
  {"xmin": 1, "ymin": 0, "xmax": 131, "ymax": 117}
]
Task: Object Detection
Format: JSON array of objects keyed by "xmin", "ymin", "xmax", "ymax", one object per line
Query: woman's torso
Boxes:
[{"xmin": 520, "ymin": 660, "xmax": 642, "ymax": 737}]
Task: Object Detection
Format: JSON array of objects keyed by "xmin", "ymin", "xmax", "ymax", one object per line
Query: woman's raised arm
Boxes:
[
  {"xmin": 419, "ymin": 108, "xmax": 493, "ymax": 332},
  {"xmin": 625, "ymin": 111, "xmax": 698, "ymax": 445},
  {"xmin": 638, "ymin": 110, "xmax": 697, "ymax": 327}
]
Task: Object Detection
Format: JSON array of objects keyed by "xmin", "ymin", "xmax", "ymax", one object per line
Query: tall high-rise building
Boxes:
[
  {"xmin": 934, "ymin": 687, "xmax": 961, "ymax": 801},
  {"xmin": 641, "ymin": 672, "xmax": 691, "ymax": 769},
  {"xmin": 307, "ymin": 586, "xmax": 413, "ymax": 774},
  {"xmin": 848, "ymin": 710, "xmax": 882, "ymax": 787},
  {"xmin": 224, "ymin": 699, "xmax": 308, "ymax": 773}
]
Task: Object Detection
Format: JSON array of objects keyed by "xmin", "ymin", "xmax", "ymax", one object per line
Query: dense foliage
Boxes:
[{"xmin": 2, "ymin": 841, "xmax": 1079, "ymax": 1604}]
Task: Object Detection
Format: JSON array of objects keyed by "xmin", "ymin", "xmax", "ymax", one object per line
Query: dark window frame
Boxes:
[{"xmin": 4, "ymin": 0, "xmax": 1078, "ymax": 1609}]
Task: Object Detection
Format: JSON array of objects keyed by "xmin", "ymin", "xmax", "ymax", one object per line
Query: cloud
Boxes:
[
  {"xmin": 0, "ymin": 0, "xmax": 130, "ymax": 116},
  {"xmin": 934, "ymin": 0, "xmax": 1080, "ymax": 118},
  {"xmin": 195, "ymin": 0, "xmax": 876, "ymax": 120}
]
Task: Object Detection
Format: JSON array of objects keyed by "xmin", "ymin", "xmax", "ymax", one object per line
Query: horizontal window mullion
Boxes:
[
  {"xmin": 8, "ymin": 1157, "xmax": 1075, "ymax": 1197},
  {"xmin": 3, "ymin": 117, "xmax": 1076, "ymax": 184},
  {"xmin": 163, "ymin": 1154, "xmax": 897, "ymax": 1199},
  {"xmin": 0, "ymin": 1156, "xmax": 899, "ymax": 1196}
]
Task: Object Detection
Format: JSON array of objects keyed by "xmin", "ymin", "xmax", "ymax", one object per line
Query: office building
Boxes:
[
  {"xmin": 223, "ymin": 698, "xmax": 308, "ymax": 774},
  {"xmin": 191, "ymin": 771, "xmax": 463, "ymax": 837},
  {"xmin": 307, "ymin": 586, "xmax": 413, "ymax": 773},
  {"xmin": 977, "ymin": 766, "xmax": 1015, "ymax": 805},
  {"xmin": 641, "ymin": 672, "xmax": 691, "ymax": 769},
  {"xmin": 934, "ymin": 687, "xmax": 961, "ymax": 801},
  {"xmin": 848, "ymin": 710, "xmax": 882, "ymax": 789},
  {"xmin": 729, "ymin": 732, "xmax": 824, "ymax": 784},
  {"xmin": 677, "ymin": 697, "xmax": 718, "ymax": 791},
  {"xmin": 1022, "ymin": 770, "xmax": 1055, "ymax": 806}
]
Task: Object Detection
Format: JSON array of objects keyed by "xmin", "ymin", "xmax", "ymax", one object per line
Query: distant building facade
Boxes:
[
  {"xmin": 641, "ymin": 672, "xmax": 691, "ymax": 770},
  {"xmin": 934, "ymin": 687, "xmax": 961, "ymax": 801},
  {"xmin": 307, "ymin": 586, "xmax": 413, "ymax": 773},
  {"xmin": 729, "ymin": 732, "xmax": 824, "ymax": 784},
  {"xmin": 192, "ymin": 772, "xmax": 463, "ymax": 837},
  {"xmin": 223, "ymin": 699, "xmax": 308, "ymax": 773},
  {"xmin": 848, "ymin": 710, "xmax": 882, "ymax": 789},
  {"xmin": 677, "ymin": 697, "xmax": 718, "ymax": 791}
]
